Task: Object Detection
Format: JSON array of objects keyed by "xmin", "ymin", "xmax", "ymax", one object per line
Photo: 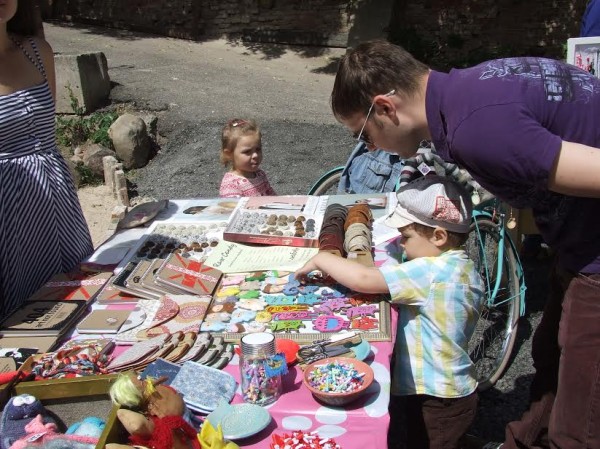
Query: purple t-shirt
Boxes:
[{"xmin": 426, "ymin": 57, "xmax": 600, "ymax": 273}]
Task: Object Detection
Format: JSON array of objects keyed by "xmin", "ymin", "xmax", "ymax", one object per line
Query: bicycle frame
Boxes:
[
  {"xmin": 472, "ymin": 206, "xmax": 526, "ymax": 316},
  {"xmin": 307, "ymin": 166, "xmax": 344, "ymax": 195}
]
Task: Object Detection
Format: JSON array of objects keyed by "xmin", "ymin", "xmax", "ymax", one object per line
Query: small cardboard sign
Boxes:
[{"xmin": 155, "ymin": 253, "xmax": 222, "ymax": 296}]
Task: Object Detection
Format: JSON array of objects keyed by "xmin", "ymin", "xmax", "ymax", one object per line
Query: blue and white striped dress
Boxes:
[{"xmin": 0, "ymin": 38, "xmax": 93, "ymax": 318}]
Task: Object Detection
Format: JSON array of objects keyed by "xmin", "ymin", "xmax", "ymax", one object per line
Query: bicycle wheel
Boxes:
[
  {"xmin": 308, "ymin": 167, "xmax": 343, "ymax": 195},
  {"xmin": 465, "ymin": 216, "xmax": 522, "ymax": 391}
]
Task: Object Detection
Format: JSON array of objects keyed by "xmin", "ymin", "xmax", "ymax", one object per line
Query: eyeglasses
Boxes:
[{"xmin": 355, "ymin": 89, "xmax": 396, "ymax": 146}]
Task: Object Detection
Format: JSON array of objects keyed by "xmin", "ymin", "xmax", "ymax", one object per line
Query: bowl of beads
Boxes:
[{"xmin": 302, "ymin": 356, "xmax": 374, "ymax": 406}]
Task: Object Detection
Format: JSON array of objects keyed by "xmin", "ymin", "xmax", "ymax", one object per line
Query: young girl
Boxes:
[{"xmin": 219, "ymin": 119, "xmax": 276, "ymax": 198}]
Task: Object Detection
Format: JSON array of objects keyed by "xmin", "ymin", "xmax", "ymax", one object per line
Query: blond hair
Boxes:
[
  {"xmin": 109, "ymin": 373, "xmax": 143, "ymax": 408},
  {"xmin": 220, "ymin": 118, "xmax": 261, "ymax": 167}
]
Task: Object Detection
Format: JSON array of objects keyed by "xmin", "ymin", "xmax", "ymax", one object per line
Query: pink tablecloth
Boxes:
[
  {"xmin": 221, "ymin": 337, "xmax": 394, "ymax": 448},
  {"xmin": 88, "ymin": 225, "xmax": 402, "ymax": 448},
  {"xmin": 218, "ymin": 239, "xmax": 402, "ymax": 447}
]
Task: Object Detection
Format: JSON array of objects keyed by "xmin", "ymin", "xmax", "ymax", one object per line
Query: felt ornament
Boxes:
[
  {"xmin": 197, "ymin": 420, "xmax": 239, "ymax": 449},
  {"xmin": 109, "ymin": 373, "xmax": 189, "ymax": 421},
  {"xmin": 107, "ymin": 375, "xmax": 200, "ymax": 449},
  {"xmin": 106, "ymin": 410, "xmax": 200, "ymax": 449},
  {"xmin": 0, "ymin": 395, "xmax": 57, "ymax": 449},
  {"xmin": 8, "ymin": 415, "xmax": 105, "ymax": 449}
]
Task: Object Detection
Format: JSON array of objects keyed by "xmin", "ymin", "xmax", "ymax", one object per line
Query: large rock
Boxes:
[
  {"xmin": 108, "ymin": 114, "xmax": 151, "ymax": 169},
  {"xmin": 80, "ymin": 143, "xmax": 116, "ymax": 178},
  {"xmin": 55, "ymin": 52, "xmax": 110, "ymax": 114},
  {"xmin": 138, "ymin": 113, "xmax": 158, "ymax": 140}
]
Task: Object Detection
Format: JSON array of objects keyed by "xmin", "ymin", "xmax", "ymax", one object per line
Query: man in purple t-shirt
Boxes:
[{"xmin": 330, "ymin": 40, "xmax": 600, "ymax": 449}]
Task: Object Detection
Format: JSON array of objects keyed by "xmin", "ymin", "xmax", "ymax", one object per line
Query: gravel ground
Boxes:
[{"xmin": 46, "ymin": 22, "xmax": 550, "ymax": 446}]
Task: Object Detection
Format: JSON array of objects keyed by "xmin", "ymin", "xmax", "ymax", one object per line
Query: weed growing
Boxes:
[{"xmin": 56, "ymin": 85, "xmax": 118, "ymax": 185}]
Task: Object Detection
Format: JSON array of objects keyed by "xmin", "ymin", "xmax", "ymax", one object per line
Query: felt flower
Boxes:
[{"xmin": 197, "ymin": 420, "xmax": 239, "ymax": 449}]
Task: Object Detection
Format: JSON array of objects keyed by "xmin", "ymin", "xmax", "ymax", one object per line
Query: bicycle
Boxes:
[
  {"xmin": 308, "ymin": 166, "xmax": 344, "ymax": 195},
  {"xmin": 308, "ymin": 151, "xmax": 526, "ymax": 391}
]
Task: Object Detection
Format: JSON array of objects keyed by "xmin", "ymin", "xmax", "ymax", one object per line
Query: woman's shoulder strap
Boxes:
[{"xmin": 11, "ymin": 36, "xmax": 47, "ymax": 80}]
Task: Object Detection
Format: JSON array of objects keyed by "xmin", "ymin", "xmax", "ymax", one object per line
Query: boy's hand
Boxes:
[{"xmin": 294, "ymin": 257, "xmax": 320, "ymax": 283}]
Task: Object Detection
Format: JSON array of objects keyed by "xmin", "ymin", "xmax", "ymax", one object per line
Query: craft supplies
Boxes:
[
  {"xmin": 297, "ymin": 333, "xmax": 365, "ymax": 366},
  {"xmin": 318, "ymin": 203, "xmax": 347, "ymax": 255},
  {"xmin": 239, "ymin": 333, "xmax": 284, "ymax": 405},
  {"xmin": 270, "ymin": 431, "xmax": 342, "ymax": 449},
  {"xmin": 302, "ymin": 357, "xmax": 374, "ymax": 406},
  {"xmin": 203, "ymin": 270, "xmax": 391, "ymax": 344},
  {"xmin": 306, "ymin": 359, "xmax": 364, "ymax": 393},
  {"xmin": 223, "ymin": 196, "xmax": 328, "ymax": 248}
]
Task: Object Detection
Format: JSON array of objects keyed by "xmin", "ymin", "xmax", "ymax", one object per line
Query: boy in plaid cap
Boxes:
[{"xmin": 295, "ymin": 175, "xmax": 485, "ymax": 449}]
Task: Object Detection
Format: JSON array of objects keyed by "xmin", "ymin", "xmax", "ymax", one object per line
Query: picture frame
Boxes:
[{"xmin": 567, "ymin": 36, "xmax": 600, "ymax": 78}]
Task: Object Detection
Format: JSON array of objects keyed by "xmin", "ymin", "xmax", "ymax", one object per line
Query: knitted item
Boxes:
[
  {"xmin": 0, "ymin": 395, "xmax": 56, "ymax": 449},
  {"xmin": 9, "ymin": 415, "xmax": 58, "ymax": 449},
  {"xmin": 66, "ymin": 417, "xmax": 105, "ymax": 438},
  {"xmin": 9, "ymin": 415, "xmax": 103, "ymax": 449},
  {"xmin": 129, "ymin": 416, "xmax": 200, "ymax": 449}
]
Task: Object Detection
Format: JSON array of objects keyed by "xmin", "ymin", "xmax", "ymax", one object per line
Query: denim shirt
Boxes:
[{"xmin": 337, "ymin": 143, "xmax": 405, "ymax": 194}]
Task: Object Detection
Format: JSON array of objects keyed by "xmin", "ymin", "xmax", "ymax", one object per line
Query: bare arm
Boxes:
[
  {"xmin": 294, "ymin": 252, "xmax": 389, "ymax": 294},
  {"xmin": 548, "ymin": 140, "xmax": 600, "ymax": 197}
]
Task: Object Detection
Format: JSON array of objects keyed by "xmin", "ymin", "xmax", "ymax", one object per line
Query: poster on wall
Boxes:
[{"xmin": 567, "ymin": 36, "xmax": 600, "ymax": 78}]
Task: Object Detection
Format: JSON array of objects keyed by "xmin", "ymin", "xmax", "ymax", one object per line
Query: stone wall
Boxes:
[
  {"xmin": 390, "ymin": 0, "xmax": 588, "ymax": 69},
  {"xmin": 43, "ymin": 0, "xmax": 588, "ymax": 68},
  {"xmin": 43, "ymin": 0, "xmax": 356, "ymax": 47}
]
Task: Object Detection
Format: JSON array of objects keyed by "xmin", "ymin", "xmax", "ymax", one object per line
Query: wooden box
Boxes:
[{"xmin": 12, "ymin": 374, "xmax": 124, "ymax": 449}]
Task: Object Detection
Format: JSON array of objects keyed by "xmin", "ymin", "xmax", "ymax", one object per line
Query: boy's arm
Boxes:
[{"xmin": 294, "ymin": 252, "xmax": 389, "ymax": 294}]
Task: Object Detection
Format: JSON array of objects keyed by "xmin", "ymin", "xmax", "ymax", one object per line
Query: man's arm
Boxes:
[
  {"xmin": 548, "ymin": 141, "xmax": 600, "ymax": 197},
  {"xmin": 294, "ymin": 252, "xmax": 389, "ymax": 294}
]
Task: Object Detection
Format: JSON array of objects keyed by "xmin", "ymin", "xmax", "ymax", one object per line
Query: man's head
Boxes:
[
  {"xmin": 331, "ymin": 40, "xmax": 430, "ymax": 158},
  {"xmin": 384, "ymin": 175, "xmax": 472, "ymax": 259}
]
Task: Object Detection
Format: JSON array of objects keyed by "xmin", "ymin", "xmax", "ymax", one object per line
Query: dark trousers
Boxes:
[
  {"xmin": 504, "ymin": 266, "xmax": 600, "ymax": 449},
  {"xmin": 390, "ymin": 391, "xmax": 478, "ymax": 449}
]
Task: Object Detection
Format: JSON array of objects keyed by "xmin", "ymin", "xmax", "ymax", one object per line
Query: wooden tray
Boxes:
[{"xmin": 12, "ymin": 374, "xmax": 123, "ymax": 449}]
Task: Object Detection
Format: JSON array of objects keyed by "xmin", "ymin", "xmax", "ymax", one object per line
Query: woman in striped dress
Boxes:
[{"xmin": 0, "ymin": 0, "xmax": 93, "ymax": 317}]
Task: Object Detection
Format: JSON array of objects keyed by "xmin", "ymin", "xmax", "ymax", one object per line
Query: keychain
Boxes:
[{"xmin": 507, "ymin": 208, "xmax": 517, "ymax": 229}]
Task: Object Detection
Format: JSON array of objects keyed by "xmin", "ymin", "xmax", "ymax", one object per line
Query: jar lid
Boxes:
[{"xmin": 240, "ymin": 332, "xmax": 276, "ymax": 356}]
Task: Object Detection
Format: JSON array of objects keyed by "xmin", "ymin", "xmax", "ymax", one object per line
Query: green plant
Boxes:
[
  {"xmin": 55, "ymin": 86, "xmax": 118, "ymax": 150},
  {"xmin": 56, "ymin": 85, "xmax": 119, "ymax": 187},
  {"xmin": 75, "ymin": 164, "xmax": 102, "ymax": 187}
]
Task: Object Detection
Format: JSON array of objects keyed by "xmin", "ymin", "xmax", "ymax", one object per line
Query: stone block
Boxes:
[
  {"xmin": 55, "ymin": 52, "xmax": 111, "ymax": 114},
  {"xmin": 114, "ymin": 169, "xmax": 130, "ymax": 207},
  {"xmin": 102, "ymin": 155, "xmax": 119, "ymax": 192},
  {"xmin": 111, "ymin": 205, "xmax": 128, "ymax": 223}
]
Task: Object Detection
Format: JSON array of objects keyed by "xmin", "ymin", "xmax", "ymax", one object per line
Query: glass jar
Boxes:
[{"xmin": 239, "ymin": 332, "xmax": 282, "ymax": 406}]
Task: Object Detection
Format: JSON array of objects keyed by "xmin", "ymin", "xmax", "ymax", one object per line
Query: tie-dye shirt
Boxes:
[
  {"xmin": 379, "ymin": 249, "xmax": 485, "ymax": 398},
  {"xmin": 219, "ymin": 169, "xmax": 276, "ymax": 198}
]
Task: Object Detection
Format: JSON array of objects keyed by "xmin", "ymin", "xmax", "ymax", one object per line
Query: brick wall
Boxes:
[{"xmin": 43, "ymin": 0, "xmax": 588, "ymax": 68}]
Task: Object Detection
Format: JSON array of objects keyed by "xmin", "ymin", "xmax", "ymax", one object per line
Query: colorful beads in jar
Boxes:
[{"xmin": 239, "ymin": 332, "xmax": 285, "ymax": 405}]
